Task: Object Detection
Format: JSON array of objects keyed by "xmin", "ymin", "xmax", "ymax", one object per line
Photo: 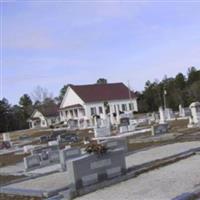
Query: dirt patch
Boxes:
[
  {"xmin": 0, "ymin": 152, "xmax": 29, "ymax": 167},
  {"xmin": 0, "ymin": 129, "xmax": 53, "ymax": 142},
  {"xmin": 178, "ymin": 127, "xmax": 200, "ymax": 135},
  {"xmin": 169, "ymin": 119, "xmax": 189, "ymax": 131},
  {"xmin": 7, "ymin": 128, "xmax": 93, "ymax": 142},
  {"xmin": 0, "ymin": 175, "xmax": 40, "ymax": 200},
  {"xmin": 73, "ymin": 129, "xmax": 94, "ymax": 139},
  {"xmin": 0, "ymin": 194, "xmax": 41, "ymax": 200},
  {"xmin": 128, "ymin": 131, "xmax": 200, "ymax": 152},
  {"xmin": 127, "ymin": 119, "xmax": 200, "ymax": 151},
  {"xmin": 0, "ymin": 175, "xmax": 26, "ymax": 186},
  {"xmin": 127, "ymin": 140, "xmax": 174, "ymax": 151},
  {"xmin": 27, "ymin": 129, "xmax": 53, "ymax": 138}
]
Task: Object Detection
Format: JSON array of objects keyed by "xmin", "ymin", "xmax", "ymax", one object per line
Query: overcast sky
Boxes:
[{"xmin": 1, "ymin": 1, "xmax": 200, "ymax": 104}]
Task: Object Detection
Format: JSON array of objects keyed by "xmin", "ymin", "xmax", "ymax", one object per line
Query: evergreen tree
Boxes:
[
  {"xmin": 19, "ymin": 94, "xmax": 32, "ymax": 108},
  {"xmin": 97, "ymin": 78, "xmax": 107, "ymax": 84},
  {"xmin": 59, "ymin": 85, "xmax": 69, "ymax": 101}
]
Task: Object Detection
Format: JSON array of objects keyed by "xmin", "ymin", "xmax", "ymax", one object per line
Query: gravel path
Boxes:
[
  {"xmin": 27, "ymin": 163, "xmax": 61, "ymax": 175},
  {"xmin": 75, "ymin": 155, "xmax": 200, "ymax": 200},
  {"xmin": 2, "ymin": 171, "xmax": 68, "ymax": 191},
  {"xmin": 126, "ymin": 141, "xmax": 200, "ymax": 168}
]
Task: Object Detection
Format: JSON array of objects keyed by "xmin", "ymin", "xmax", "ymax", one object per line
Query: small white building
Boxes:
[
  {"xmin": 59, "ymin": 82, "xmax": 138, "ymax": 128},
  {"xmin": 28, "ymin": 104, "xmax": 60, "ymax": 129}
]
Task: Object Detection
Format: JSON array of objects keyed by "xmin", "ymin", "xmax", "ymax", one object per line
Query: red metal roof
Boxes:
[
  {"xmin": 70, "ymin": 82, "xmax": 135, "ymax": 103},
  {"xmin": 36, "ymin": 103, "xmax": 59, "ymax": 117}
]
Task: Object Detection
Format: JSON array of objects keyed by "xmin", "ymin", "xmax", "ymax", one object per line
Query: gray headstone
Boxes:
[
  {"xmin": 66, "ymin": 148, "xmax": 126, "ymax": 190},
  {"xmin": 151, "ymin": 123, "xmax": 169, "ymax": 136},
  {"xmin": 106, "ymin": 141, "xmax": 118, "ymax": 148},
  {"xmin": 40, "ymin": 150, "xmax": 50, "ymax": 166},
  {"xmin": 31, "ymin": 145, "xmax": 59, "ymax": 155},
  {"xmin": 24, "ymin": 154, "xmax": 40, "ymax": 170},
  {"xmin": 94, "ymin": 126, "xmax": 111, "ymax": 138},
  {"xmin": 120, "ymin": 118, "xmax": 130, "ymax": 126},
  {"xmin": 49, "ymin": 150, "xmax": 60, "ymax": 163},
  {"xmin": 40, "ymin": 135, "xmax": 49, "ymax": 143},
  {"xmin": 101, "ymin": 139, "xmax": 128, "ymax": 152},
  {"xmin": 82, "ymin": 173, "xmax": 98, "ymax": 186},
  {"xmin": 106, "ymin": 166, "xmax": 121, "ymax": 178},
  {"xmin": 60, "ymin": 147, "xmax": 81, "ymax": 171}
]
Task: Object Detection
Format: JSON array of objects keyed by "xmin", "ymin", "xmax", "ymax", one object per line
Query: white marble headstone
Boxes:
[
  {"xmin": 159, "ymin": 107, "xmax": 166, "ymax": 124},
  {"xmin": 94, "ymin": 126, "xmax": 111, "ymax": 138},
  {"xmin": 3, "ymin": 133, "xmax": 11, "ymax": 142},
  {"xmin": 23, "ymin": 145, "xmax": 34, "ymax": 153}
]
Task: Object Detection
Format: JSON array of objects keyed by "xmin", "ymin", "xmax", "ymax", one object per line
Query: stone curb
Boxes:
[{"xmin": 172, "ymin": 188, "xmax": 200, "ymax": 200}]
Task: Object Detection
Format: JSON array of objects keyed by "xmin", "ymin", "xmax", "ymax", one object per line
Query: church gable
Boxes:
[{"xmin": 60, "ymin": 86, "xmax": 84, "ymax": 109}]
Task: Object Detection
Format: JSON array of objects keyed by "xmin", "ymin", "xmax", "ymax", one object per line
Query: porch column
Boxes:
[
  {"xmin": 127, "ymin": 103, "xmax": 130, "ymax": 111},
  {"xmin": 63, "ymin": 110, "xmax": 67, "ymax": 121},
  {"xmin": 32, "ymin": 121, "xmax": 35, "ymax": 129},
  {"xmin": 30, "ymin": 121, "xmax": 33, "ymax": 129},
  {"xmin": 69, "ymin": 110, "xmax": 73, "ymax": 118},
  {"xmin": 116, "ymin": 105, "xmax": 120, "ymax": 124},
  {"xmin": 109, "ymin": 104, "xmax": 115, "ymax": 125},
  {"xmin": 101, "ymin": 105, "xmax": 106, "ymax": 119},
  {"xmin": 73, "ymin": 109, "xmax": 77, "ymax": 119}
]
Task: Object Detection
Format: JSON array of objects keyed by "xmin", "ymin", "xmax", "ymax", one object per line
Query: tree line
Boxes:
[
  {"xmin": 0, "ymin": 67, "xmax": 199, "ymax": 133},
  {"xmin": 137, "ymin": 66, "xmax": 200, "ymax": 112}
]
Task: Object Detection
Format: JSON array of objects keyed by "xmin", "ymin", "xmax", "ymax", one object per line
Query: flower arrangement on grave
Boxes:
[{"xmin": 85, "ymin": 141, "xmax": 107, "ymax": 155}]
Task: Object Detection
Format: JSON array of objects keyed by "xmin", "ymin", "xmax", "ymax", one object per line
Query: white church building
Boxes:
[{"xmin": 59, "ymin": 82, "xmax": 138, "ymax": 128}]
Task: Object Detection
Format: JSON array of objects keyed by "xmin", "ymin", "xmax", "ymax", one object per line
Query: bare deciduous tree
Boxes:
[{"xmin": 31, "ymin": 86, "xmax": 53, "ymax": 103}]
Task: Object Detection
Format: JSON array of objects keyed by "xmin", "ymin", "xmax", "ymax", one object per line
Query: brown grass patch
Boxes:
[
  {"xmin": 0, "ymin": 175, "xmax": 40, "ymax": 200},
  {"xmin": 169, "ymin": 119, "xmax": 189, "ymax": 131},
  {"xmin": 0, "ymin": 153, "xmax": 29, "ymax": 167},
  {"xmin": 0, "ymin": 194, "xmax": 41, "ymax": 200},
  {"xmin": 0, "ymin": 175, "xmax": 26, "ymax": 186},
  {"xmin": 127, "ymin": 140, "xmax": 173, "ymax": 151}
]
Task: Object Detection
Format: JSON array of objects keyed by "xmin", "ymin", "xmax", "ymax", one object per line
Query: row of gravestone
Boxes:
[
  {"xmin": 24, "ymin": 139, "xmax": 128, "ymax": 171},
  {"xmin": 39, "ymin": 132, "xmax": 79, "ymax": 144},
  {"xmin": 24, "ymin": 145, "xmax": 60, "ymax": 170},
  {"xmin": 150, "ymin": 102, "xmax": 200, "ymax": 136}
]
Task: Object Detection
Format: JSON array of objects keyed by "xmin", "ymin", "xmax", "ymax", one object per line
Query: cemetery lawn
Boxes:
[{"xmin": 0, "ymin": 152, "xmax": 29, "ymax": 167}]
